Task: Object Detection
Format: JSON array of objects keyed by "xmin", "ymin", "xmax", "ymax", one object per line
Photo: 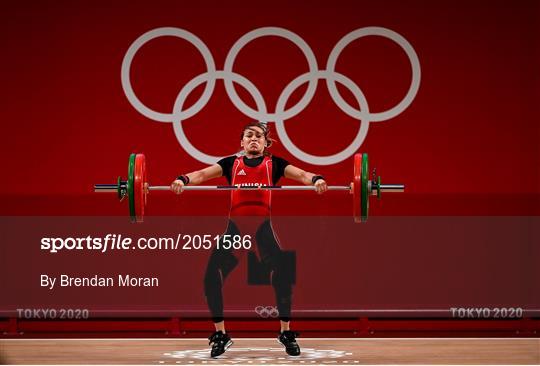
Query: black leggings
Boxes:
[{"xmin": 204, "ymin": 219, "xmax": 293, "ymax": 322}]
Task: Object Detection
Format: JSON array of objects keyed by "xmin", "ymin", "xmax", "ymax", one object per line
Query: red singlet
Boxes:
[{"xmin": 230, "ymin": 156, "xmax": 273, "ymax": 218}]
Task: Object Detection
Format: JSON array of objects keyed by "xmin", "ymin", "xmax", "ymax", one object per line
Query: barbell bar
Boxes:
[{"xmin": 94, "ymin": 153, "xmax": 404, "ymax": 223}]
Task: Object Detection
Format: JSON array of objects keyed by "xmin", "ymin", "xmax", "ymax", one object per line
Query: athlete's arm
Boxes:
[
  {"xmin": 284, "ymin": 165, "xmax": 328, "ymax": 194},
  {"xmin": 186, "ymin": 164, "xmax": 223, "ymax": 185},
  {"xmin": 171, "ymin": 164, "xmax": 223, "ymax": 194}
]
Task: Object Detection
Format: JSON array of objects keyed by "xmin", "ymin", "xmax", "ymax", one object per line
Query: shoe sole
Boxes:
[
  {"xmin": 211, "ymin": 340, "xmax": 234, "ymax": 358},
  {"xmin": 277, "ymin": 338, "xmax": 301, "ymax": 356}
]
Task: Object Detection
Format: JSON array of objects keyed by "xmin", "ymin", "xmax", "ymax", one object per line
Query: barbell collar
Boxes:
[
  {"xmin": 94, "ymin": 184, "xmax": 120, "ymax": 192},
  {"xmin": 379, "ymin": 184, "xmax": 405, "ymax": 192}
]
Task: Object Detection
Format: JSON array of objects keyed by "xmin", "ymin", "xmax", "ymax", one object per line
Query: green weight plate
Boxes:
[
  {"xmin": 361, "ymin": 153, "xmax": 369, "ymax": 222},
  {"xmin": 128, "ymin": 153, "xmax": 136, "ymax": 223}
]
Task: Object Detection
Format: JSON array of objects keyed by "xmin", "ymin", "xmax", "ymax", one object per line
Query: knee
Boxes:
[
  {"xmin": 204, "ymin": 268, "xmax": 222, "ymax": 295},
  {"xmin": 271, "ymin": 251, "xmax": 296, "ymax": 289},
  {"xmin": 205, "ymin": 250, "xmax": 239, "ymax": 291}
]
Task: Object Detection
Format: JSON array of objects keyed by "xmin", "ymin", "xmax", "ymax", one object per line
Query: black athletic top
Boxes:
[{"xmin": 217, "ymin": 155, "xmax": 290, "ymax": 185}]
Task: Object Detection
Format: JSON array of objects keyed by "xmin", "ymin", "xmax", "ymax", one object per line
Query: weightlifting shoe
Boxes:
[
  {"xmin": 278, "ymin": 330, "xmax": 301, "ymax": 356},
  {"xmin": 208, "ymin": 331, "xmax": 233, "ymax": 358}
]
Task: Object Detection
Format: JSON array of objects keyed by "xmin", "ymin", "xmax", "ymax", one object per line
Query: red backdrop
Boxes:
[
  {"xmin": 0, "ymin": 0, "xmax": 538, "ymax": 216},
  {"xmin": 0, "ymin": 0, "xmax": 539, "ymax": 326}
]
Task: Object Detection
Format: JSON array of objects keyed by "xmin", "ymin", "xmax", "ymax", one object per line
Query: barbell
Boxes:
[{"xmin": 94, "ymin": 153, "xmax": 404, "ymax": 223}]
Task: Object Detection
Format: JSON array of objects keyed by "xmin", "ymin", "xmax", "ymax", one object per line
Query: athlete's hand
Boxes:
[
  {"xmin": 171, "ymin": 179, "xmax": 185, "ymax": 194},
  {"xmin": 314, "ymin": 179, "xmax": 328, "ymax": 194}
]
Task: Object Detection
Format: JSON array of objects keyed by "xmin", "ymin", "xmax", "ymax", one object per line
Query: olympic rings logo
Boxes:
[
  {"xmin": 254, "ymin": 305, "xmax": 279, "ymax": 318},
  {"xmin": 121, "ymin": 27, "xmax": 421, "ymax": 165},
  {"xmin": 165, "ymin": 347, "xmax": 348, "ymax": 361}
]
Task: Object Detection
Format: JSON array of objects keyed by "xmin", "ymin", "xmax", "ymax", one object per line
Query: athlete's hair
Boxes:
[{"xmin": 240, "ymin": 121, "xmax": 275, "ymax": 156}]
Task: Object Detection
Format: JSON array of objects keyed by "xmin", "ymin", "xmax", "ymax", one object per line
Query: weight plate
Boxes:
[
  {"xmin": 134, "ymin": 153, "xmax": 146, "ymax": 223},
  {"xmin": 361, "ymin": 153, "xmax": 369, "ymax": 222},
  {"xmin": 128, "ymin": 153, "xmax": 136, "ymax": 223},
  {"xmin": 353, "ymin": 153, "xmax": 362, "ymax": 223}
]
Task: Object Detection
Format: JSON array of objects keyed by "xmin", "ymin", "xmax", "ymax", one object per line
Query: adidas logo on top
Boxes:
[{"xmin": 237, "ymin": 169, "xmax": 246, "ymax": 176}]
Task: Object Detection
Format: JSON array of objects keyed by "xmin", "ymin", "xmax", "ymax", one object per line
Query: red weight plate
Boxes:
[
  {"xmin": 134, "ymin": 153, "xmax": 146, "ymax": 223},
  {"xmin": 142, "ymin": 155, "xmax": 147, "ymax": 206},
  {"xmin": 353, "ymin": 153, "xmax": 362, "ymax": 223}
]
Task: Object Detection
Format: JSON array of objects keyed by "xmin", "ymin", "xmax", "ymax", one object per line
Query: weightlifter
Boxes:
[{"xmin": 171, "ymin": 122, "xmax": 328, "ymax": 357}]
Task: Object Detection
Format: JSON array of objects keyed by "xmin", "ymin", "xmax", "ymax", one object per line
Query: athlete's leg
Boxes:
[
  {"xmin": 204, "ymin": 220, "xmax": 241, "ymax": 357},
  {"xmin": 255, "ymin": 219, "xmax": 294, "ymax": 323},
  {"xmin": 255, "ymin": 220, "xmax": 301, "ymax": 356},
  {"xmin": 204, "ymin": 220, "xmax": 241, "ymax": 324}
]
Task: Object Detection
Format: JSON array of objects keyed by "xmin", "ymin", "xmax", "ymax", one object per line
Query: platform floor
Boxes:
[{"xmin": 1, "ymin": 338, "xmax": 539, "ymax": 364}]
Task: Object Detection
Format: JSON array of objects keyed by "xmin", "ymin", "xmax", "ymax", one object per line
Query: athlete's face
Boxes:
[{"xmin": 241, "ymin": 126, "xmax": 266, "ymax": 156}]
